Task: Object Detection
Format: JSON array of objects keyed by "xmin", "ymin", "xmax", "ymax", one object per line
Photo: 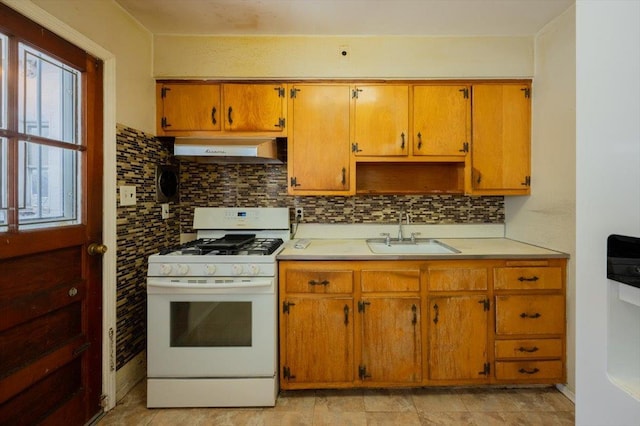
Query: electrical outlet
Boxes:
[
  {"xmin": 161, "ymin": 203, "xmax": 170, "ymax": 220},
  {"xmin": 295, "ymin": 207, "xmax": 304, "ymax": 221},
  {"xmin": 119, "ymin": 185, "xmax": 136, "ymax": 206}
]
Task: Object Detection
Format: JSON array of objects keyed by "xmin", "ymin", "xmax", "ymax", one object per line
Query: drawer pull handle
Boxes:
[
  {"xmin": 520, "ymin": 312, "xmax": 541, "ymax": 319},
  {"xmin": 518, "ymin": 346, "xmax": 539, "ymax": 353},
  {"xmin": 518, "ymin": 367, "xmax": 540, "ymax": 375},
  {"xmin": 518, "ymin": 276, "xmax": 539, "ymax": 282},
  {"xmin": 308, "ymin": 279, "xmax": 330, "ymax": 286}
]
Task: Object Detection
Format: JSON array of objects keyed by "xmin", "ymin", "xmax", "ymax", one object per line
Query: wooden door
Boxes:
[
  {"xmin": 471, "ymin": 83, "xmax": 531, "ymax": 192},
  {"xmin": 288, "ymin": 84, "xmax": 351, "ymax": 194},
  {"xmin": 158, "ymin": 83, "xmax": 221, "ymax": 133},
  {"xmin": 353, "ymin": 85, "xmax": 409, "ymax": 156},
  {"xmin": 281, "ymin": 298, "xmax": 354, "ymax": 387},
  {"xmin": 0, "ymin": 5, "xmax": 104, "ymax": 424},
  {"xmin": 223, "ymin": 83, "xmax": 285, "ymax": 132},
  {"xmin": 360, "ymin": 298, "xmax": 421, "ymax": 383},
  {"xmin": 428, "ymin": 295, "xmax": 489, "ymax": 381},
  {"xmin": 413, "ymin": 85, "xmax": 470, "ymax": 156}
]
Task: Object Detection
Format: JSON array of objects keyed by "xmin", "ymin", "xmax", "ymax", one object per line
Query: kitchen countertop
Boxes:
[{"xmin": 277, "ymin": 237, "xmax": 569, "ymax": 260}]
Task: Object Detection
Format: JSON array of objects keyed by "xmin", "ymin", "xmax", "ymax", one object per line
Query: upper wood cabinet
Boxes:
[
  {"xmin": 413, "ymin": 85, "xmax": 471, "ymax": 158},
  {"xmin": 222, "ymin": 83, "xmax": 286, "ymax": 132},
  {"xmin": 156, "ymin": 82, "xmax": 286, "ymax": 136},
  {"xmin": 157, "ymin": 83, "xmax": 221, "ymax": 134},
  {"xmin": 287, "ymin": 84, "xmax": 352, "ymax": 195},
  {"xmin": 469, "ymin": 83, "xmax": 531, "ymax": 195},
  {"xmin": 352, "ymin": 85, "xmax": 409, "ymax": 157}
]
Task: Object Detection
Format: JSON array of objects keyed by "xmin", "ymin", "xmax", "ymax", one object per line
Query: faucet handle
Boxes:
[
  {"xmin": 410, "ymin": 232, "xmax": 421, "ymax": 243},
  {"xmin": 380, "ymin": 232, "xmax": 391, "ymax": 246}
]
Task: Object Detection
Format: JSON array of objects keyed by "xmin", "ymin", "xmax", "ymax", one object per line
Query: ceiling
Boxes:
[{"xmin": 114, "ymin": 0, "xmax": 574, "ymax": 36}]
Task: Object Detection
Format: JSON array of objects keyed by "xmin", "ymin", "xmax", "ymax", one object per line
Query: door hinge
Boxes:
[
  {"xmin": 161, "ymin": 86, "xmax": 170, "ymax": 98},
  {"xmin": 459, "ymin": 87, "xmax": 469, "ymax": 99},
  {"xmin": 283, "ymin": 366, "xmax": 296, "ymax": 380},
  {"xmin": 358, "ymin": 365, "xmax": 371, "ymax": 380},
  {"xmin": 521, "ymin": 87, "xmax": 531, "ymax": 98},
  {"xmin": 521, "ymin": 175, "xmax": 531, "ymax": 186},
  {"xmin": 478, "ymin": 362, "xmax": 491, "ymax": 376},
  {"xmin": 282, "ymin": 301, "xmax": 295, "ymax": 313},
  {"xmin": 278, "ymin": 117, "xmax": 286, "ymax": 128},
  {"xmin": 290, "ymin": 177, "xmax": 301, "ymax": 188},
  {"xmin": 478, "ymin": 298, "xmax": 490, "ymax": 311},
  {"xmin": 459, "ymin": 142, "xmax": 469, "ymax": 153},
  {"xmin": 357, "ymin": 300, "xmax": 370, "ymax": 313},
  {"xmin": 161, "ymin": 117, "xmax": 171, "ymax": 129},
  {"xmin": 275, "ymin": 86, "xmax": 285, "ymax": 97},
  {"xmin": 352, "ymin": 88, "xmax": 362, "ymax": 99},
  {"xmin": 351, "ymin": 143, "xmax": 362, "ymax": 153},
  {"xmin": 290, "ymin": 87, "xmax": 300, "ymax": 98},
  {"xmin": 100, "ymin": 394, "xmax": 110, "ymax": 409}
]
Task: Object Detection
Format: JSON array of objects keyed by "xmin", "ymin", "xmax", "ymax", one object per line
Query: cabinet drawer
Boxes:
[
  {"xmin": 361, "ymin": 269, "xmax": 420, "ymax": 292},
  {"xmin": 494, "ymin": 267, "xmax": 562, "ymax": 290},
  {"xmin": 285, "ymin": 270, "xmax": 353, "ymax": 293},
  {"xmin": 495, "ymin": 339, "xmax": 563, "ymax": 359},
  {"xmin": 427, "ymin": 267, "xmax": 488, "ymax": 291},
  {"xmin": 495, "ymin": 295, "xmax": 564, "ymax": 335},
  {"xmin": 495, "ymin": 361, "xmax": 563, "ymax": 381}
]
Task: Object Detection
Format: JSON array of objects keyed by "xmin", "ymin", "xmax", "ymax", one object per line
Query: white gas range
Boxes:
[{"xmin": 146, "ymin": 207, "xmax": 289, "ymax": 408}]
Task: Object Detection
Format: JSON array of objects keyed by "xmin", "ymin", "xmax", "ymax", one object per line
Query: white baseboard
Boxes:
[
  {"xmin": 555, "ymin": 383, "xmax": 576, "ymax": 403},
  {"xmin": 116, "ymin": 351, "xmax": 146, "ymax": 402}
]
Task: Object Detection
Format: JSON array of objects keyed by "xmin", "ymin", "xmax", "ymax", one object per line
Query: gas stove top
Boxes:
[{"xmin": 160, "ymin": 234, "xmax": 284, "ymax": 256}]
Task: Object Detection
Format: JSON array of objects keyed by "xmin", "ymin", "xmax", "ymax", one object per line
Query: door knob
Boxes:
[{"xmin": 87, "ymin": 243, "xmax": 108, "ymax": 256}]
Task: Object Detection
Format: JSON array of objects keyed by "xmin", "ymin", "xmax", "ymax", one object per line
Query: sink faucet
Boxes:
[{"xmin": 398, "ymin": 211, "xmax": 410, "ymax": 241}]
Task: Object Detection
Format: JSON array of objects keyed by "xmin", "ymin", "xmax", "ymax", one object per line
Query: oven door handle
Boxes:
[{"xmin": 147, "ymin": 279, "xmax": 273, "ymax": 290}]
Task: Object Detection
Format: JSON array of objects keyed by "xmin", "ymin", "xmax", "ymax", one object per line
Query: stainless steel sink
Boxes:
[{"xmin": 366, "ymin": 238, "xmax": 460, "ymax": 254}]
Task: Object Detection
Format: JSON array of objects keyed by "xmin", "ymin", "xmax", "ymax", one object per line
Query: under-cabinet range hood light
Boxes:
[{"xmin": 172, "ymin": 137, "xmax": 286, "ymax": 164}]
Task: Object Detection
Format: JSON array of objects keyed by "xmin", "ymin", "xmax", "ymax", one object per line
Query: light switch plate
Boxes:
[{"xmin": 120, "ymin": 185, "xmax": 137, "ymax": 206}]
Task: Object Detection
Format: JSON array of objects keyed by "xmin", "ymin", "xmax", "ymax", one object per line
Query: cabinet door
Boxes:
[
  {"xmin": 223, "ymin": 83, "xmax": 285, "ymax": 132},
  {"xmin": 470, "ymin": 84, "xmax": 531, "ymax": 193},
  {"xmin": 413, "ymin": 85, "xmax": 470, "ymax": 156},
  {"xmin": 360, "ymin": 298, "xmax": 421, "ymax": 383},
  {"xmin": 428, "ymin": 295, "xmax": 489, "ymax": 381},
  {"xmin": 158, "ymin": 83, "xmax": 221, "ymax": 133},
  {"xmin": 353, "ymin": 85, "xmax": 409, "ymax": 156},
  {"xmin": 281, "ymin": 298, "xmax": 354, "ymax": 386},
  {"xmin": 288, "ymin": 84, "xmax": 351, "ymax": 194}
]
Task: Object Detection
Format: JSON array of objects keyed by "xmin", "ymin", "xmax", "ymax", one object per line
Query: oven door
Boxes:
[{"xmin": 146, "ymin": 278, "xmax": 276, "ymax": 378}]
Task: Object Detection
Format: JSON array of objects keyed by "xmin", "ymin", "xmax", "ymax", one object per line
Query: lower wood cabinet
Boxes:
[{"xmin": 278, "ymin": 258, "xmax": 566, "ymax": 390}]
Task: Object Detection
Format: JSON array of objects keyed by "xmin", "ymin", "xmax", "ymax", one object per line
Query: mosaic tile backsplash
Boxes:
[{"xmin": 115, "ymin": 124, "xmax": 503, "ymax": 371}]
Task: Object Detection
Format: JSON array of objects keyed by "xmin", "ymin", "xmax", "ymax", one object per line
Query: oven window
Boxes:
[{"xmin": 170, "ymin": 301, "xmax": 252, "ymax": 347}]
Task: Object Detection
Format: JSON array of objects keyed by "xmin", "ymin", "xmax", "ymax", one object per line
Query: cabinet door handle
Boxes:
[
  {"xmin": 400, "ymin": 132, "xmax": 405, "ymax": 149},
  {"xmin": 344, "ymin": 305, "xmax": 349, "ymax": 325},
  {"xmin": 432, "ymin": 303, "xmax": 439, "ymax": 324},
  {"xmin": 520, "ymin": 312, "xmax": 541, "ymax": 319},
  {"xmin": 341, "ymin": 167, "xmax": 346, "ymax": 185},
  {"xmin": 518, "ymin": 276, "xmax": 539, "ymax": 282},
  {"xmin": 228, "ymin": 106, "xmax": 233, "ymax": 124},
  {"xmin": 211, "ymin": 107, "xmax": 217, "ymax": 125},
  {"xmin": 518, "ymin": 346, "xmax": 539, "ymax": 353},
  {"xmin": 417, "ymin": 132, "xmax": 422, "ymax": 149},
  {"xmin": 411, "ymin": 304, "xmax": 417, "ymax": 325},
  {"xmin": 518, "ymin": 367, "xmax": 540, "ymax": 375},
  {"xmin": 308, "ymin": 279, "xmax": 329, "ymax": 286}
]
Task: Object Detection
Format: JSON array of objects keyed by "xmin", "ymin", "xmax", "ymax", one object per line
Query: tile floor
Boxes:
[{"xmin": 96, "ymin": 381, "xmax": 574, "ymax": 425}]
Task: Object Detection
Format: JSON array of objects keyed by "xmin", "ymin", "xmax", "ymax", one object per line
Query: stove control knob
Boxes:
[
  {"xmin": 232, "ymin": 264, "xmax": 244, "ymax": 275},
  {"xmin": 204, "ymin": 264, "xmax": 217, "ymax": 275},
  {"xmin": 177, "ymin": 264, "xmax": 189, "ymax": 275},
  {"xmin": 249, "ymin": 264, "xmax": 261, "ymax": 275},
  {"xmin": 159, "ymin": 264, "xmax": 173, "ymax": 275}
]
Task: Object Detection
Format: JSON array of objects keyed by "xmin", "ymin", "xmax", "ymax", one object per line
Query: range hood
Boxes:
[{"xmin": 172, "ymin": 137, "xmax": 285, "ymax": 164}]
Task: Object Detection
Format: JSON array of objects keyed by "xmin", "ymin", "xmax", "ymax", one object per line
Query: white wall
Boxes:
[
  {"xmin": 154, "ymin": 35, "xmax": 533, "ymax": 79},
  {"xmin": 31, "ymin": 0, "xmax": 155, "ymax": 134},
  {"xmin": 575, "ymin": 1, "xmax": 640, "ymax": 425},
  {"xmin": 505, "ymin": 6, "xmax": 576, "ymax": 394}
]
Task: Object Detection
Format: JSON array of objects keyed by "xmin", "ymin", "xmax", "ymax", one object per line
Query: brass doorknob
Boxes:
[{"xmin": 87, "ymin": 243, "xmax": 108, "ymax": 256}]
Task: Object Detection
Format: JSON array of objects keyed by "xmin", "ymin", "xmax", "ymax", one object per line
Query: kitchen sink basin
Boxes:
[{"xmin": 366, "ymin": 238, "xmax": 460, "ymax": 255}]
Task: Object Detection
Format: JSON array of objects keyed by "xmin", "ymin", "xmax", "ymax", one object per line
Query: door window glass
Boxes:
[{"xmin": 170, "ymin": 301, "xmax": 252, "ymax": 347}]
